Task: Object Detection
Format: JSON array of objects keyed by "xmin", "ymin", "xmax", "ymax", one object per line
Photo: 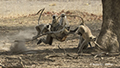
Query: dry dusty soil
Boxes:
[{"xmin": 0, "ymin": 0, "xmax": 120, "ymax": 68}]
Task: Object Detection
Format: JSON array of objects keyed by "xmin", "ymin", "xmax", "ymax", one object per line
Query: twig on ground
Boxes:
[{"xmin": 18, "ymin": 57, "xmax": 24, "ymax": 68}]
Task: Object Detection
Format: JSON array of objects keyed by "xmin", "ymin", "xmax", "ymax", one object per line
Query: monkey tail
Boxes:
[
  {"xmin": 66, "ymin": 15, "xmax": 84, "ymax": 25},
  {"xmin": 37, "ymin": 8, "xmax": 45, "ymax": 25},
  {"xmin": 56, "ymin": 14, "xmax": 84, "ymax": 26}
]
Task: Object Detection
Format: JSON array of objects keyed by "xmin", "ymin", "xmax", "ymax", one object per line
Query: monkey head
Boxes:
[
  {"xmin": 89, "ymin": 36, "xmax": 96, "ymax": 42},
  {"xmin": 53, "ymin": 15, "xmax": 57, "ymax": 19},
  {"xmin": 41, "ymin": 24, "xmax": 51, "ymax": 34},
  {"xmin": 61, "ymin": 13, "xmax": 66, "ymax": 17}
]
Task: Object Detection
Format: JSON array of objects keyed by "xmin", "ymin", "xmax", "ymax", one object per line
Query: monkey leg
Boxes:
[
  {"xmin": 77, "ymin": 37, "xmax": 91, "ymax": 49},
  {"xmin": 83, "ymin": 42, "xmax": 92, "ymax": 49},
  {"xmin": 78, "ymin": 40, "xmax": 88, "ymax": 53},
  {"xmin": 37, "ymin": 35, "xmax": 53, "ymax": 45},
  {"xmin": 77, "ymin": 37, "xmax": 84, "ymax": 49},
  {"xmin": 77, "ymin": 37, "xmax": 88, "ymax": 49},
  {"xmin": 33, "ymin": 26, "xmax": 41, "ymax": 40},
  {"xmin": 46, "ymin": 35, "xmax": 53, "ymax": 45}
]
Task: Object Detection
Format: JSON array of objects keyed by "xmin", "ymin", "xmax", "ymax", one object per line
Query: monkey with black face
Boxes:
[
  {"xmin": 68, "ymin": 15, "xmax": 93, "ymax": 50},
  {"xmin": 51, "ymin": 15, "xmax": 58, "ymax": 31},
  {"xmin": 59, "ymin": 13, "xmax": 68, "ymax": 26},
  {"xmin": 58, "ymin": 13, "xmax": 70, "ymax": 30},
  {"xmin": 73, "ymin": 23, "xmax": 96, "ymax": 53},
  {"xmin": 36, "ymin": 14, "xmax": 58, "ymax": 45},
  {"xmin": 32, "ymin": 8, "xmax": 49, "ymax": 40},
  {"xmin": 37, "ymin": 13, "xmax": 70, "ymax": 45},
  {"xmin": 32, "ymin": 24, "xmax": 51, "ymax": 40},
  {"xmin": 66, "ymin": 14, "xmax": 96, "ymax": 53},
  {"xmin": 37, "ymin": 14, "xmax": 58, "ymax": 45}
]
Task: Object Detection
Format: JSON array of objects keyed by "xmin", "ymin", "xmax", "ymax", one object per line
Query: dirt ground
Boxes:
[
  {"xmin": 0, "ymin": 0, "xmax": 120, "ymax": 68},
  {"xmin": 0, "ymin": 0, "xmax": 102, "ymax": 18},
  {"xmin": 0, "ymin": 11, "xmax": 120, "ymax": 68}
]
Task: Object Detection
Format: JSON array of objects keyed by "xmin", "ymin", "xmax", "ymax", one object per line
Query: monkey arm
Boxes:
[
  {"xmin": 37, "ymin": 35, "xmax": 53, "ymax": 45},
  {"xmin": 34, "ymin": 27, "xmax": 68, "ymax": 39},
  {"xmin": 69, "ymin": 27, "xmax": 78, "ymax": 33},
  {"xmin": 35, "ymin": 26, "xmax": 40, "ymax": 36},
  {"xmin": 93, "ymin": 41, "xmax": 103, "ymax": 50}
]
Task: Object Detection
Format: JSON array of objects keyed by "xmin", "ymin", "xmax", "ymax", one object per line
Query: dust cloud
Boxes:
[{"xmin": 0, "ymin": 29, "xmax": 36, "ymax": 54}]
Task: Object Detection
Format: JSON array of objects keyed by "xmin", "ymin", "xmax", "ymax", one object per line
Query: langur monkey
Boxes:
[
  {"xmin": 33, "ymin": 24, "xmax": 51, "ymax": 40},
  {"xmin": 37, "ymin": 14, "xmax": 58, "ymax": 45},
  {"xmin": 51, "ymin": 15, "xmax": 58, "ymax": 31},
  {"xmin": 73, "ymin": 22, "xmax": 97, "ymax": 53},
  {"xmin": 56, "ymin": 13, "xmax": 70, "ymax": 31},
  {"xmin": 37, "ymin": 13, "xmax": 70, "ymax": 45},
  {"xmin": 33, "ymin": 8, "xmax": 51, "ymax": 40},
  {"xmin": 59, "ymin": 13, "xmax": 69, "ymax": 27},
  {"xmin": 68, "ymin": 15, "xmax": 97, "ymax": 53},
  {"xmin": 69, "ymin": 15, "xmax": 93, "ymax": 50}
]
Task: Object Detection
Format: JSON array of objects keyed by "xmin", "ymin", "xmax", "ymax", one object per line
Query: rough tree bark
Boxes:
[{"xmin": 97, "ymin": 0, "xmax": 120, "ymax": 52}]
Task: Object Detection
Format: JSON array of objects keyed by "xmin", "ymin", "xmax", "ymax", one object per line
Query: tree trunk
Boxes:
[{"xmin": 97, "ymin": 0, "xmax": 120, "ymax": 52}]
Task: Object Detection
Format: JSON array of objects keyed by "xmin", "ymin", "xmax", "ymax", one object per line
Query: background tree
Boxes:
[{"xmin": 97, "ymin": 0, "xmax": 120, "ymax": 52}]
